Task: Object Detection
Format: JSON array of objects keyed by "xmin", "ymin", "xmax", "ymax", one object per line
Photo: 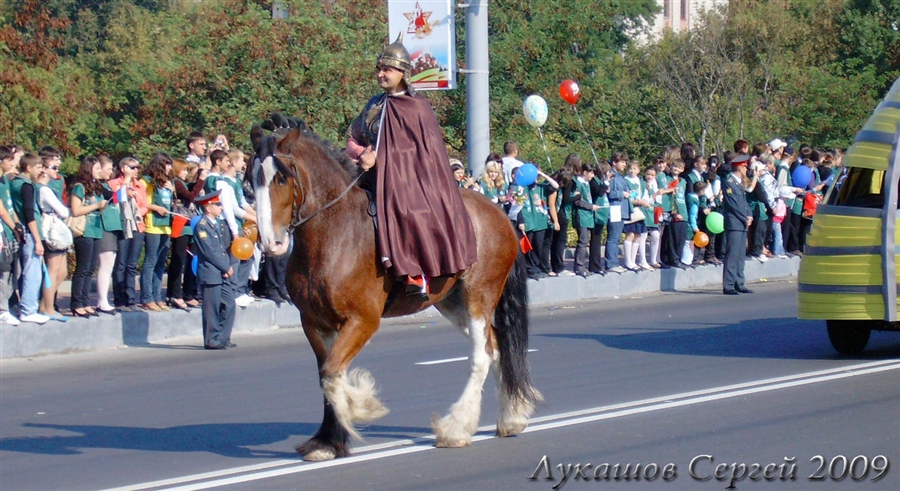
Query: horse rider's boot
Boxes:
[{"xmin": 405, "ymin": 275, "xmax": 428, "ymax": 296}]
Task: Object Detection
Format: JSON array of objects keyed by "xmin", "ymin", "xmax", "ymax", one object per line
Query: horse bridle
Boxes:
[{"xmin": 272, "ymin": 152, "xmax": 364, "ymax": 233}]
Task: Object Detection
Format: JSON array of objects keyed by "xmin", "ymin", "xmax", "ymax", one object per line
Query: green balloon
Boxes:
[{"xmin": 706, "ymin": 211, "xmax": 725, "ymax": 234}]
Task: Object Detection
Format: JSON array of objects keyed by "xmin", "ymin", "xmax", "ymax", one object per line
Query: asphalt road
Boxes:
[{"xmin": 1, "ymin": 279, "xmax": 898, "ymax": 491}]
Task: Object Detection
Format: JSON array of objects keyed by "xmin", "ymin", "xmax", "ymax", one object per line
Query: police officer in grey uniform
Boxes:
[
  {"xmin": 722, "ymin": 154, "xmax": 754, "ymax": 295},
  {"xmin": 193, "ymin": 190, "xmax": 237, "ymax": 349}
]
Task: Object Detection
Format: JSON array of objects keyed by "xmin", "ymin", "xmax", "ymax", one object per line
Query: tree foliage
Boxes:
[{"xmin": 1, "ymin": 0, "xmax": 898, "ymax": 171}]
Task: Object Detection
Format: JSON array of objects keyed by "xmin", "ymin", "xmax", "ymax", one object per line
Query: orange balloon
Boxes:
[
  {"xmin": 243, "ymin": 221, "xmax": 259, "ymax": 243},
  {"xmin": 231, "ymin": 237, "xmax": 255, "ymax": 261},
  {"xmin": 693, "ymin": 231, "xmax": 710, "ymax": 248}
]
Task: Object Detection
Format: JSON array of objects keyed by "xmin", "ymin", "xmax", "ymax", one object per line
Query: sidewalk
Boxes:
[{"xmin": 0, "ymin": 256, "xmax": 800, "ymax": 359}]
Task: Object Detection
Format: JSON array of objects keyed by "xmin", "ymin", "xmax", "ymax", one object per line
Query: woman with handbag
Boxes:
[
  {"xmin": 95, "ymin": 156, "xmax": 123, "ymax": 314},
  {"xmin": 37, "ymin": 162, "xmax": 70, "ymax": 322},
  {"xmin": 108, "ymin": 157, "xmax": 148, "ymax": 312},
  {"xmin": 140, "ymin": 153, "xmax": 175, "ymax": 312},
  {"xmin": 167, "ymin": 159, "xmax": 205, "ymax": 310},
  {"xmin": 69, "ymin": 156, "xmax": 107, "ymax": 318}
]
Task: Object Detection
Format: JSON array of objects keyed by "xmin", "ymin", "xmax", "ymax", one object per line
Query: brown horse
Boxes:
[{"xmin": 248, "ymin": 116, "xmax": 540, "ymax": 461}]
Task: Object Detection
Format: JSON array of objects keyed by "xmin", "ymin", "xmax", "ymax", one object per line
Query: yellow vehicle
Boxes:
[{"xmin": 798, "ymin": 77, "xmax": 900, "ymax": 354}]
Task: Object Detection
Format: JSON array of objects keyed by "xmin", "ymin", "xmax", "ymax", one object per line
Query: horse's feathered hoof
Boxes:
[
  {"xmin": 434, "ymin": 436, "xmax": 471, "ymax": 448},
  {"xmin": 496, "ymin": 422, "xmax": 527, "ymax": 438},
  {"xmin": 296, "ymin": 438, "xmax": 349, "ymax": 461}
]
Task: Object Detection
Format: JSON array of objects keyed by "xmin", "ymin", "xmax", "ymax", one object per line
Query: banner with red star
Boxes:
[{"xmin": 388, "ymin": 0, "xmax": 456, "ymax": 91}]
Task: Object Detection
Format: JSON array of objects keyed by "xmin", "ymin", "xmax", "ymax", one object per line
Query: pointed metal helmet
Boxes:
[{"xmin": 377, "ymin": 32, "xmax": 413, "ymax": 75}]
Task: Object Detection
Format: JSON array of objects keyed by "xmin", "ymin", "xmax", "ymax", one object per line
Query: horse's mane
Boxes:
[{"xmin": 253, "ymin": 113, "xmax": 358, "ymax": 182}]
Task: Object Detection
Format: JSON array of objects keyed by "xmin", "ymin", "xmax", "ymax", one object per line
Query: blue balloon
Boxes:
[
  {"xmin": 792, "ymin": 165, "xmax": 813, "ymax": 190},
  {"xmin": 191, "ymin": 255, "xmax": 198, "ymax": 276},
  {"xmin": 516, "ymin": 163, "xmax": 539, "ymax": 186},
  {"xmin": 189, "ymin": 215, "xmax": 203, "ymax": 232}
]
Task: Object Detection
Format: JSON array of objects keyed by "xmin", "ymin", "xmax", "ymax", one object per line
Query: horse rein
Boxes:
[{"xmin": 274, "ymin": 152, "xmax": 365, "ymax": 233}]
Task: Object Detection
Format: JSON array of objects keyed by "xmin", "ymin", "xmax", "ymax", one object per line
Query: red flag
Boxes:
[{"xmin": 519, "ymin": 234, "xmax": 533, "ymax": 254}]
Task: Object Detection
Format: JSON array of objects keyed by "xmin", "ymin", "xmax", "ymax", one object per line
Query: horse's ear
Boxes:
[
  {"xmin": 264, "ymin": 135, "xmax": 277, "ymax": 158},
  {"xmin": 250, "ymin": 124, "xmax": 265, "ymax": 156}
]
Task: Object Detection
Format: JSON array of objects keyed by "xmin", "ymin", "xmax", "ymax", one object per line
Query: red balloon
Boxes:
[{"xmin": 559, "ymin": 79, "xmax": 581, "ymax": 105}]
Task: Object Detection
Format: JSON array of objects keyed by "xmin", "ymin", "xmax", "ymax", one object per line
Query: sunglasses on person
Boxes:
[
  {"xmin": 48, "ymin": 166, "xmax": 59, "ymax": 171},
  {"xmin": 127, "ymin": 165, "xmax": 139, "ymax": 170}
]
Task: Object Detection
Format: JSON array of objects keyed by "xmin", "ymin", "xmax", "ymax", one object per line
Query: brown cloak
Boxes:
[{"xmin": 373, "ymin": 93, "xmax": 477, "ymax": 278}]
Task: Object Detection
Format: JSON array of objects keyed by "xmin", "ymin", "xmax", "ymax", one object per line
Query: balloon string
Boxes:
[
  {"xmin": 537, "ymin": 127, "xmax": 552, "ymax": 168},
  {"xmin": 573, "ymin": 105, "xmax": 600, "ymax": 166}
]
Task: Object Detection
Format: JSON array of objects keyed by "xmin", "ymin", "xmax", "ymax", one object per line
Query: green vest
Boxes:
[
  {"xmin": 479, "ymin": 181, "xmax": 508, "ymax": 204},
  {"xmin": 0, "ymin": 177, "xmax": 15, "ymax": 242},
  {"xmin": 673, "ymin": 178, "xmax": 688, "ymax": 216},
  {"xmin": 225, "ymin": 176, "xmax": 245, "ymax": 229},
  {"xmin": 204, "ymin": 174, "xmax": 221, "ymax": 194},
  {"xmin": 49, "ymin": 177, "xmax": 64, "ymax": 201},
  {"xmin": 70, "ymin": 183, "xmax": 104, "ymax": 239},
  {"xmin": 514, "ymin": 184, "xmax": 549, "ymax": 232},
  {"xmin": 592, "ymin": 176, "xmax": 609, "ymax": 226},
  {"xmin": 657, "ymin": 172, "xmax": 674, "ymax": 212},
  {"xmin": 572, "ymin": 177, "xmax": 594, "ymax": 228},
  {"xmin": 145, "ymin": 177, "xmax": 173, "ymax": 227},
  {"xmin": 100, "ymin": 182, "xmax": 123, "ymax": 232},
  {"xmin": 10, "ymin": 176, "xmax": 43, "ymax": 241}
]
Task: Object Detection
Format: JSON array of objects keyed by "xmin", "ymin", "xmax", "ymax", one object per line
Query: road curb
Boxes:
[{"xmin": 0, "ymin": 257, "xmax": 799, "ymax": 359}]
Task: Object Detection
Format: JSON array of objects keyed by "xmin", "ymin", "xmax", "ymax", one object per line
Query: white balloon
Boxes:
[{"xmin": 522, "ymin": 95, "xmax": 548, "ymax": 128}]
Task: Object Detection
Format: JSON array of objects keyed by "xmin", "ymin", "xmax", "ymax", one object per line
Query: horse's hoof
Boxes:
[
  {"xmin": 434, "ymin": 437, "xmax": 471, "ymax": 448},
  {"xmin": 302, "ymin": 448, "xmax": 336, "ymax": 461},
  {"xmin": 295, "ymin": 438, "xmax": 346, "ymax": 461},
  {"xmin": 496, "ymin": 422, "xmax": 527, "ymax": 438}
]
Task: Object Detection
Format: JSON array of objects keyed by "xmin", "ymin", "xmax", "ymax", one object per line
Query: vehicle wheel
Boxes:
[{"xmin": 826, "ymin": 320, "xmax": 872, "ymax": 355}]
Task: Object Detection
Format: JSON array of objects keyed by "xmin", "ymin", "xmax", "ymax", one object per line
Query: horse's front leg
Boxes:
[
  {"xmin": 298, "ymin": 315, "xmax": 388, "ymax": 461},
  {"xmin": 295, "ymin": 325, "xmax": 352, "ymax": 461}
]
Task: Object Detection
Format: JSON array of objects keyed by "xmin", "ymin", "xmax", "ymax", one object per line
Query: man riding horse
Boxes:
[{"xmin": 345, "ymin": 33, "xmax": 477, "ymax": 296}]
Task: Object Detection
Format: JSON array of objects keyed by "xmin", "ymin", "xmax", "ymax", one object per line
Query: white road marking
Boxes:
[
  {"xmin": 415, "ymin": 349, "xmax": 538, "ymax": 365},
  {"xmin": 98, "ymin": 359, "xmax": 900, "ymax": 491}
]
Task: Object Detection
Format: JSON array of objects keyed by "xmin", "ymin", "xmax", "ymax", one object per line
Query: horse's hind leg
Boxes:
[{"xmin": 432, "ymin": 302, "xmax": 493, "ymax": 448}]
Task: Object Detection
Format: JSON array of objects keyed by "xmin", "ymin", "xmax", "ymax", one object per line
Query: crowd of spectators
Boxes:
[
  {"xmin": 465, "ymin": 139, "xmax": 836, "ymax": 281},
  {"xmin": 0, "ymin": 133, "xmax": 288, "ymax": 326},
  {"xmin": 0, "ymin": 133, "xmax": 837, "ymax": 325}
]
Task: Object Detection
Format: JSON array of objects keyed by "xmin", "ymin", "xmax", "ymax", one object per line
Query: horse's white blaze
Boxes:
[
  {"xmin": 431, "ymin": 317, "xmax": 491, "ymax": 447},
  {"xmin": 322, "ymin": 368, "xmax": 390, "ymax": 442},
  {"xmin": 253, "ymin": 156, "xmax": 277, "ymax": 251}
]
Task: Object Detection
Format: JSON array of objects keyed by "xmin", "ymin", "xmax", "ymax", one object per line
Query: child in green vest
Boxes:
[
  {"xmin": 10, "ymin": 154, "xmax": 50, "ymax": 324},
  {"xmin": 572, "ymin": 163, "xmax": 600, "ymax": 277},
  {"xmin": 623, "ymin": 160, "xmax": 653, "ymax": 271}
]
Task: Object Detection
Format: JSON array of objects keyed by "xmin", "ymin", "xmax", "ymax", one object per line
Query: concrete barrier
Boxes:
[{"xmin": 0, "ymin": 256, "xmax": 800, "ymax": 359}]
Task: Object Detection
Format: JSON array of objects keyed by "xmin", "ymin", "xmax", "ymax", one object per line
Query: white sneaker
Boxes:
[
  {"xmin": 20, "ymin": 313, "xmax": 50, "ymax": 324},
  {"xmin": 608, "ymin": 266, "xmax": 628, "ymax": 274},
  {"xmin": 0, "ymin": 311, "xmax": 20, "ymax": 325},
  {"xmin": 777, "ymin": 254, "xmax": 789, "ymax": 259},
  {"xmin": 558, "ymin": 270, "xmax": 576, "ymax": 277},
  {"xmin": 757, "ymin": 254, "xmax": 768, "ymax": 262},
  {"xmin": 235, "ymin": 295, "xmax": 254, "ymax": 308}
]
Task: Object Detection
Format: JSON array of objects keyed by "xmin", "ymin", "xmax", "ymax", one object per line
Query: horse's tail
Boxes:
[{"xmin": 493, "ymin": 251, "xmax": 541, "ymax": 406}]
